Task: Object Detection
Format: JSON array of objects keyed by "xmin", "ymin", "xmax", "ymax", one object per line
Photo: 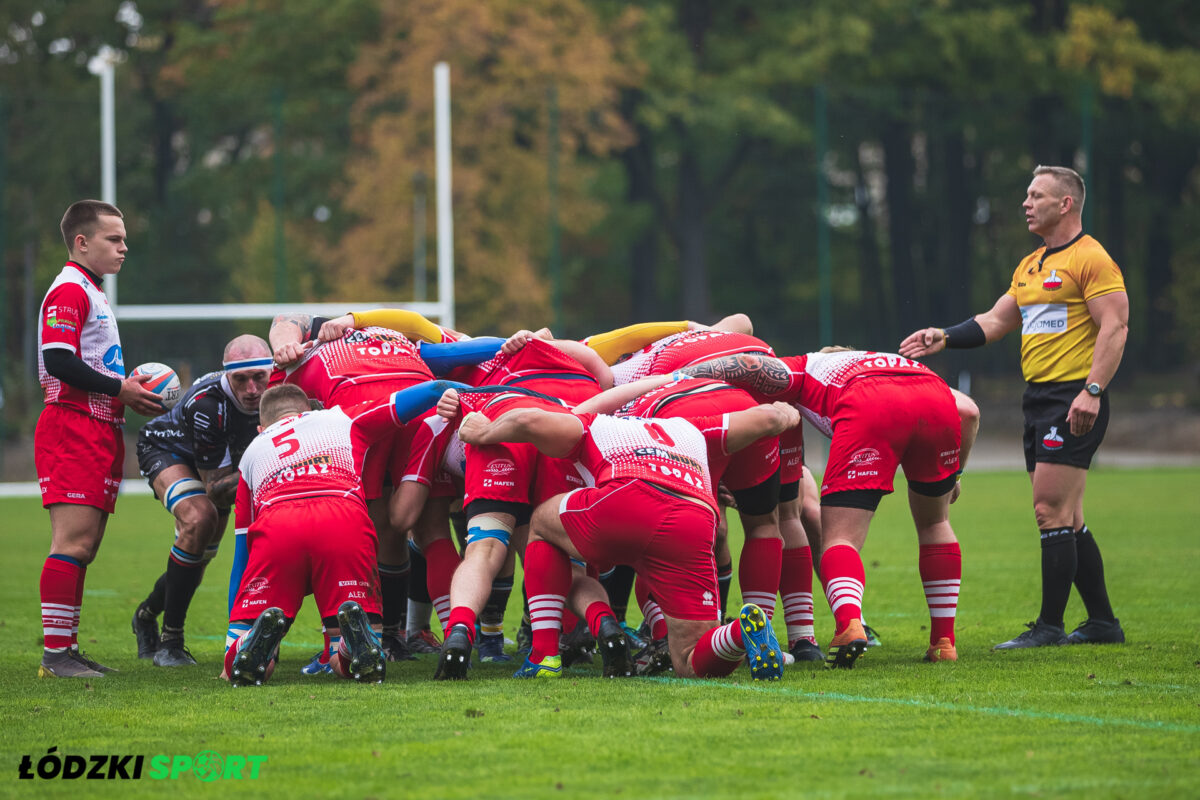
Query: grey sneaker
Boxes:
[
  {"xmin": 1066, "ymin": 618, "xmax": 1125, "ymax": 645},
  {"xmin": 132, "ymin": 607, "xmax": 160, "ymax": 659},
  {"xmin": 39, "ymin": 649, "xmax": 104, "ymax": 678},
  {"xmin": 993, "ymin": 619, "xmax": 1068, "ymax": 650},
  {"xmin": 153, "ymin": 640, "xmax": 198, "ymax": 667},
  {"xmin": 73, "ymin": 647, "xmax": 118, "ymax": 673}
]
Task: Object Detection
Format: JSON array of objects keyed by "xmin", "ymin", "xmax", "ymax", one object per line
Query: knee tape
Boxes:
[
  {"xmin": 466, "ymin": 514, "xmax": 514, "ymax": 547},
  {"xmin": 164, "ymin": 477, "xmax": 206, "ymax": 514}
]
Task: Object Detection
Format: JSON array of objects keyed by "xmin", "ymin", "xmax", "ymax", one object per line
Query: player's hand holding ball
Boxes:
[{"xmin": 123, "ymin": 362, "xmax": 181, "ymax": 416}]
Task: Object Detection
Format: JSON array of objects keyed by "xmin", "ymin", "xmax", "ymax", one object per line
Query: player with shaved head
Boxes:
[{"xmin": 131, "ymin": 334, "xmax": 274, "ymax": 667}]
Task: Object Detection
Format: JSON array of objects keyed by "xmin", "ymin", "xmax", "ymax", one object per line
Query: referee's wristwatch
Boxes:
[{"xmin": 1084, "ymin": 382, "xmax": 1104, "ymax": 397}]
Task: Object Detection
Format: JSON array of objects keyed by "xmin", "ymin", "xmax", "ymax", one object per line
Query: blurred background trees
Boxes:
[{"xmin": 2, "ymin": 0, "xmax": 1198, "ymax": 432}]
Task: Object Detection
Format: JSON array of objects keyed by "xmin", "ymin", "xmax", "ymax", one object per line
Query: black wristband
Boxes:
[{"xmin": 943, "ymin": 318, "xmax": 986, "ymax": 349}]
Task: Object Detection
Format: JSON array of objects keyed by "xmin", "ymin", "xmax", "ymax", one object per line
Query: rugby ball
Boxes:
[{"xmin": 131, "ymin": 362, "xmax": 182, "ymax": 410}]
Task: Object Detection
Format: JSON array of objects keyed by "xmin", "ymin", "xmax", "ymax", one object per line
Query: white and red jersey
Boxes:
[
  {"xmin": 233, "ymin": 398, "xmax": 406, "ymax": 529},
  {"xmin": 37, "ymin": 262, "xmax": 125, "ymax": 424},
  {"xmin": 568, "ymin": 412, "xmax": 730, "ymax": 513},
  {"xmin": 610, "ymin": 330, "xmax": 774, "ymax": 385},
  {"xmin": 283, "ymin": 326, "xmax": 433, "ymax": 405},
  {"xmin": 779, "ymin": 351, "xmax": 937, "ymax": 437}
]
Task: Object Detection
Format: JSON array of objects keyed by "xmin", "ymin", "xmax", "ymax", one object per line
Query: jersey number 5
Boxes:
[
  {"xmin": 644, "ymin": 421, "xmax": 675, "ymax": 447},
  {"xmin": 272, "ymin": 429, "xmax": 300, "ymax": 457}
]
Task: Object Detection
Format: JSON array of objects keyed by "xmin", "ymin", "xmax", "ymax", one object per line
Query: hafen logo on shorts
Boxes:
[
  {"xmin": 244, "ymin": 577, "xmax": 269, "ymax": 595},
  {"xmin": 1042, "ymin": 426, "xmax": 1064, "ymax": 450},
  {"xmin": 484, "ymin": 459, "xmax": 517, "ymax": 477},
  {"xmin": 848, "ymin": 448, "xmax": 881, "ymax": 466}
]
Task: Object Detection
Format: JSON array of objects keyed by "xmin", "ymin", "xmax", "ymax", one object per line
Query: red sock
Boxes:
[
  {"xmin": 820, "ymin": 544, "xmax": 865, "ymax": 635},
  {"xmin": 779, "ymin": 546, "xmax": 815, "ymax": 646},
  {"xmin": 739, "ymin": 537, "xmax": 783, "ymax": 618},
  {"xmin": 423, "ymin": 538, "xmax": 461, "ymax": 634},
  {"xmin": 223, "ymin": 633, "xmax": 243, "ymax": 677},
  {"xmin": 525, "ymin": 541, "xmax": 571, "ymax": 662},
  {"xmin": 919, "ymin": 542, "xmax": 962, "ymax": 645},
  {"xmin": 634, "ymin": 576, "xmax": 668, "ymax": 640},
  {"xmin": 562, "ymin": 609, "xmax": 580, "ymax": 636},
  {"xmin": 689, "ymin": 620, "xmax": 745, "ymax": 678},
  {"xmin": 446, "ymin": 607, "xmax": 478, "ymax": 645},
  {"xmin": 584, "ymin": 601, "xmax": 616, "ymax": 638},
  {"xmin": 40, "ymin": 556, "xmax": 82, "ymax": 652}
]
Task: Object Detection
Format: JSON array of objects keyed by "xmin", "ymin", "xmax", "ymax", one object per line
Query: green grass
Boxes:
[{"xmin": 1, "ymin": 469, "xmax": 1198, "ymax": 799}]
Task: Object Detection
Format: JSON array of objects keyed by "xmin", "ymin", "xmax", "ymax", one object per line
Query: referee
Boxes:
[{"xmin": 899, "ymin": 165, "xmax": 1128, "ymax": 649}]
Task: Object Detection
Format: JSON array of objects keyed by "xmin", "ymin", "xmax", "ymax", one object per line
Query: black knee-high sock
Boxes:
[
  {"xmin": 141, "ymin": 572, "xmax": 168, "ymax": 618},
  {"xmin": 379, "ymin": 561, "xmax": 410, "ymax": 634},
  {"xmin": 481, "ymin": 576, "xmax": 513, "ymax": 633},
  {"xmin": 601, "ymin": 564, "xmax": 636, "ymax": 623},
  {"xmin": 1073, "ymin": 525, "xmax": 1116, "ymax": 622},
  {"xmin": 407, "ymin": 542, "xmax": 430, "ymax": 604},
  {"xmin": 716, "ymin": 560, "xmax": 734, "ymax": 619},
  {"xmin": 1038, "ymin": 527, "xmax": 1077, "ymax": 628},
  {"xmin": 162, "ymin": 549, "xmax": 206, "ymax": 636}
]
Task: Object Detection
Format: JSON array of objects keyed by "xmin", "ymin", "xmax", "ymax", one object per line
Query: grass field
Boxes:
[{"xmin": 1, "ymin": 468, "xmax": 1198, "ymax": 799}]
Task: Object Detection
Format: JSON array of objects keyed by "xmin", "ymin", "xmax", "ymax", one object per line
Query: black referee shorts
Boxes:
[{"xmin": 1022, "ymin": 380, "xmax": 1110, "ymax": 473}]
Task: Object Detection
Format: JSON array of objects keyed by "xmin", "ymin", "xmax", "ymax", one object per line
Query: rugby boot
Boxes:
[
  {"xmin": 560, "ymin": 621, "xmax": 596, "ymax": 668},
  {"xmin": 788, "ymin": 638, "xmax": 825, "ymax": 664},
  {"xmin": 433, "ymin": 625, "xmax": 472, "ymax": 680},
  {"xmin": 229, "ymin": 607, "xmax": 287, "ymax": 687},
  {"xmin": 621, "ymin": 621, "xmax": 647, "ymax": 652},
  {"xmin": 72, "ymin": 647, "xmax": 119, "ymax": 673},
  {"xmin": 993, "ymin": 618, "xmax": 1067, "ymax": 650},
  {"xmin": 406, "ymin": 628, "xmax": 441, "ymax": 655},
  {"xmin": 381, "ymin": 631, "xmax": 417, "ymax": 662},
  {"xmin": 1066, "ymin": 618, "xmax": 1125, "ymax": 645},
  {"xmin": 739, "ymin": 603, "xmax": 784, "ymax": 681},
  {"xmin": 863, "ymin": 621, "xmax": 883, "ymax": 648},
  {"xmin": 39, "ymin": 649, "xmax": 103, "ymax": 679},
  {"xmin": 513, "ymin": 654, "xmax": 562, "ymax": 679},
  {"xmin": 476, "ymin": 631, "xmax": 513, "ymax": 663},
  {"xmin": 337, "ymin": 601, "xmax": 386, "ymax": 683},
  {"xmin": 633, "ymin": 637, "xmax": 673, "ymax": 677},
  {"xmin": 923, "ymin": 637, "xmax": 958, "ymax": 663},
  {"xmin": 597, "ymin": 616, "xmax": 633, "ymax": 677},
  {"xmin": 131, "ymin": 605, "xmax": 160, "ymax": 659},
  {"xmin": 825, "ymin": 619, "xmax": 868, "ymax": 669},
  {"xmin": 153, "ymin": 638, "xmax": 198, "ymax": 667},
  {"xmin": 301, "ymin": 651, "xmax": 333, "ymax": 675}
]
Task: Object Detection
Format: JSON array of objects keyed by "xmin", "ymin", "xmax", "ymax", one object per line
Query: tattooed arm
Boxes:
[
  {"xmin": 199, "ymin": 465, "xmax": 240, "ymax": 510},
  {"xmin": 269, "ymin": 313, "xmax": 314, "ymax": 367},
  {"xmin": 679, "ymin": 354, "xmax": 792, "ymax": 398}
]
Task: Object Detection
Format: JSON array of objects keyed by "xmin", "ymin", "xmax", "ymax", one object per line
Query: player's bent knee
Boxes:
[
  {"xmin": 466, "ymin": 514, "xmax": 514, "ymax": 548},
  {"xmin": 164, "ymin": 478, "xmax": 206, "ymax": 515}
]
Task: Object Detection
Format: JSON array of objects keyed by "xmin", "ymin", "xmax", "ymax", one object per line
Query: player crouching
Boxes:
[{"xmin": 221, "ymin": 383, "xmax": 453, "ymax": 686}]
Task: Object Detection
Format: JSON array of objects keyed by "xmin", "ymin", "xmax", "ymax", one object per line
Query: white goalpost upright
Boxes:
[{"xmin": 100, "ymin": 62, "xmax": 456, "ymax": 329}]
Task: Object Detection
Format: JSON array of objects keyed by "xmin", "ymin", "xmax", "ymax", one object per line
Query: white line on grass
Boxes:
[{"xmin": 646, "ymin": 676, "xmax": 1200, "ymax": 734}]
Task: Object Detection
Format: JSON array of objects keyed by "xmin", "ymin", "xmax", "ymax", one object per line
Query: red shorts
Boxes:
[
  {"xmin": 821, "ymin": 375, "xmax": 960, "ymax": 496},
  {"xmin": 35, "ymin": 404, "xmax": 124, "ymax": 513},
  {"xmin": 558, "ymin": 478, "xmax": 719, "ymax": 621},
  {"xmin": 778, "ymin": 426, "xmax": 805, "ymax": 486},
  {"xmin": 230, "ymin": 496, "xmax": 381, "ymax": 621},
  {"xmin": 332, "ymin": 380, "xmax": 422, "ymax": 500}
]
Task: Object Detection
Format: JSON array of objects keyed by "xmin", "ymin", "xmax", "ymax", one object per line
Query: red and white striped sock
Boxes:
[
  {"xmin": 779, "ymin": 545, "xmax": 816, "ymax": 646},
  {"xmin": 40, "ymin": 555, "xmax": 82, "ymax": 652},
  {"xmin": 525, "ymin": 541, "xmax": 571, "ymax": 662},
  {"xmin": 690, "ymin": 619, "xmax": 745, "ymax": 677},
  {"xmin": 820, "ymin": 544, "xmax": 865, "ymax": 635},
  {"xmin": 634, "ymin": 576, "xmax": 668, "ymax": 640},
  {"xmin": 919, "ymin": 542, "xmax": 962, "ymax": 645},
  {"xmin": 71, "ymin": 563, "xmax": 87, "ymax": 648},
  {"xmin": 738, "ymin": 537, "xmax": 783, "ymax": 619},
  {"xmin": 423, "ymin": 538, "xmax": 460, "ymax": 635}
]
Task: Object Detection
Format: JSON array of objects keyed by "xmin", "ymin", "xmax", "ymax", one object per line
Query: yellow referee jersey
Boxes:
[{"xmin": 1006, "ymin": 233, "xmax": 1125, "ymax": 383}]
